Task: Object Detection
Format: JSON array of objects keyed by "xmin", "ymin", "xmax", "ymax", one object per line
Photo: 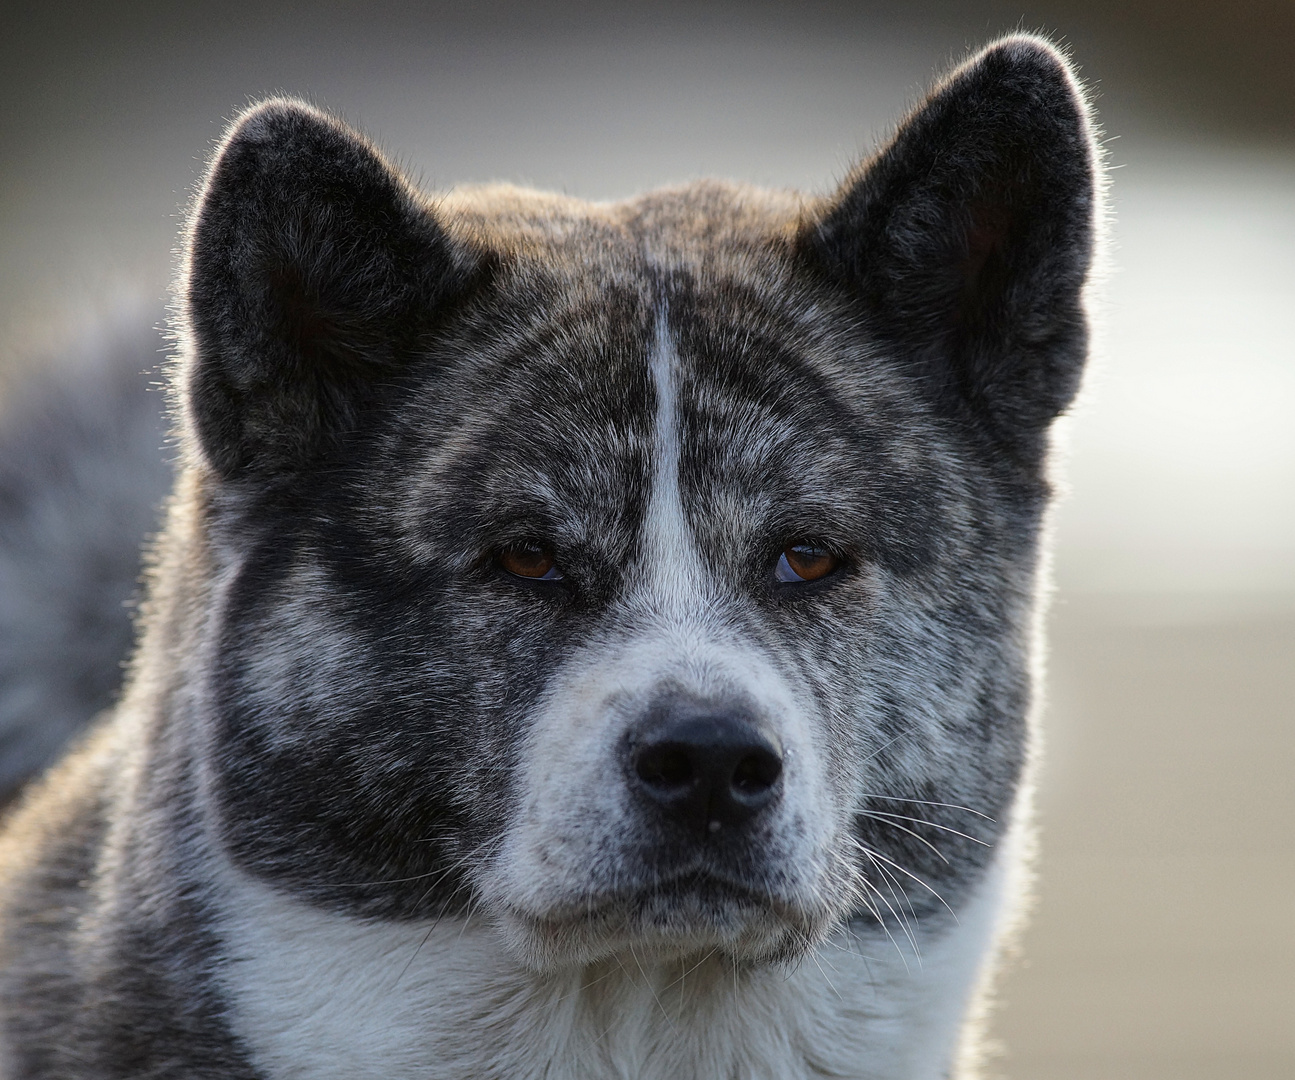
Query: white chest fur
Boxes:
[{"xmin": 215, "ymin": 844, "xmax": 1015, "ymax": 1080}]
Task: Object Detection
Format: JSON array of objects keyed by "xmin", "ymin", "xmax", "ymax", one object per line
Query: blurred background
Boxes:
[{"xmin": 1, "ymin": 2, "xmax": 1291, "ymax": 1076}]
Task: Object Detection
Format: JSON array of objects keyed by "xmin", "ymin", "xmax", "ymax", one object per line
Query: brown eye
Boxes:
[
  {"xmin": 498, "ymin": 542, "xmax": 562, "ymax": 581},
  {"xmin": 775, "ymin": 544, "xmax": 838, "ymax": 583}
]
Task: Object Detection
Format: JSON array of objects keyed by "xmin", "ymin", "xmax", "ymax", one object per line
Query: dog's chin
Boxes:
[{"xmin": 493, "ymin": 875, "xmax": 826, "ymax": 972}]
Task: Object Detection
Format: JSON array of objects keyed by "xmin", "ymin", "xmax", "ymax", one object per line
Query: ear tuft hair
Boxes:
[
  {"xmin": 181, "ymin": 99, "xmax": 480, "ymax": 480},
  {"xmin": 803, "ymin": 35, "xmax": 1099, "ymax": 462}
]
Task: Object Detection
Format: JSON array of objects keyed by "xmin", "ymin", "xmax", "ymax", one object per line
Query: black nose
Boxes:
[{"xmin": 629, "ymin": 709, "xmax": 783, "ymax": 833}]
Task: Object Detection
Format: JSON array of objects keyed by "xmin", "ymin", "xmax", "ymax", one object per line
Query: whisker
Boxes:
[
  {"xmin": 855, "ymin": 812, "xmax": 950, "ymax": 863},
  {"xmin": 320, "ymin": 834, "xmax": 493, "ymax": 892},
  {"xmin": 858, "ymin": 795, "xmax": 995, "ymax": 821},
  {"xmin": 859, "ymin": 868, "xmax": 922, "ymax": 963},
  {"xmin": 408, "ymin": 840, "xmax": 496, "ymax": 917},
  {"xmin": 320, "ymin": 867, "xmax": 462, "ymax": 889},
  {"xmin": 661, "ymin": 947, "xmax": 721, "ymax": 996},
  {"xmin": 850, "ymin": 839, "xmax": 958, "ymax": 921},
  {"xmin": 866, "ymin": 851, "xmax": 921, "ymax": 924},
  {"xmin": 859, "ymin": 810, "xmax": 992, "ymax": 846},
  {"xmin": 808, "ymin": 948, "xmax": 842, "ymax": 1000},
  {"xmin": 392, "ymin": 838, "xmax": 501, "ymax": 984},
  {"xmin": 629, "ymin": 944, "xmax": 678, "ymax": 1035},
  {"xmin": 858, "ymin": 729, "xmax": 913, "ymax": 766},
  {"xmin": 846, "ymin": 869, "xmax": 916, "ymax": 969},
  {"xmin": 394, "ymin": 921, "xmax": 441, "ymax": 987}
]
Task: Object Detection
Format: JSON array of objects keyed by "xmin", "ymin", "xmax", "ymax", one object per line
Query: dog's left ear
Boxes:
[{"xmin": 802, "ymin": 36, "xmax": 1098, "ymax": 461}]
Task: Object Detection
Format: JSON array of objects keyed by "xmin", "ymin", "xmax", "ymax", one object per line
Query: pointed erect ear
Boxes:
[
  {"xmin": 801, "ymin": 36, "xmax": 1098, "ymax": 460},
  {"xmin": 182, "ymin": 99, "xmax": 480, "ymax": 479}
]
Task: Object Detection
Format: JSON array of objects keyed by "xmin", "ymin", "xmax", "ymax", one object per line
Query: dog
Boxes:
[{"xmin": 0, "ymin": 34, "xmax": 1099, "ymax": 1079}]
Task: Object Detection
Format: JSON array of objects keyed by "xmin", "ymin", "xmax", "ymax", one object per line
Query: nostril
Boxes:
[
  {"xmin": 634, "ymin": 743, "xmax": 694, "ymax": 791},
  {"xmin": 731, "ymin": 747, "xmax": 781, "ymax": 796},
  {"xmin": 627, "ymin": 708, "xmax": 784, "ymax": 831}
]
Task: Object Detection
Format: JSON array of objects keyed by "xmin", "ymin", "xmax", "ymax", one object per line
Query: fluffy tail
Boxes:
[{"xmin": 0, "ymin": 322, "xmax": 173, "ymax": 803}]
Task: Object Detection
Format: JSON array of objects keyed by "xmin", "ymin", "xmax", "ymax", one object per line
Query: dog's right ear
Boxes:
[{"xmin": 181, "ymin": 99, "xmax": 480, "ymax": 480}]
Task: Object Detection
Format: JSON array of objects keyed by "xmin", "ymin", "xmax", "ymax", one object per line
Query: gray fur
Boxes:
[{"xmin": 0, "ymin": 35, "xmax": 1099, "ymax": 1079}]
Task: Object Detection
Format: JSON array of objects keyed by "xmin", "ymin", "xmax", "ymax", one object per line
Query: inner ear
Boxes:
[
  {"xmin": 270, "ymin": 263, "xmax": 345, "ymax": 371},
  {"xmin": 962, "ymin": 200, "xmax": 1014, "ymax": 307}
]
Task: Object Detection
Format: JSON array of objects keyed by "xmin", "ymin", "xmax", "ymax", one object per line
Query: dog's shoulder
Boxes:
[{"xmin": 0, "ymin": 721, "xmax": 120, "ymax": 1072}]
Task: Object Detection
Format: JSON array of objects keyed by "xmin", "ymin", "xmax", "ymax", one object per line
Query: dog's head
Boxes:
[{"xmin": 175, "ymin": 36, "xmax": 1097, "ymax": 969}]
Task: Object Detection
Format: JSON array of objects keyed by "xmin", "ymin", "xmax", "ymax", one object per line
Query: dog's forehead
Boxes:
[
  {"xmin": 391, "ymin": 264, "xmax": 655, "ymax": 555},
  {"xmin": 392, "ymin": 184, "xmax": 934, "ymax": 560}
]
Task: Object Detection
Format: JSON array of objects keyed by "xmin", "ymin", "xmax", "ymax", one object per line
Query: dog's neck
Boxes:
[{"xmin": 212, "ymin": 850, "xmax": 1013, "ymax": 1080}]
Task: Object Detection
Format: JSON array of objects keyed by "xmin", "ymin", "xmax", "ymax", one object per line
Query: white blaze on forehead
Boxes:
[{"xmin": 643, "ymin": 309, "xmax": 706, "ymax": 613}]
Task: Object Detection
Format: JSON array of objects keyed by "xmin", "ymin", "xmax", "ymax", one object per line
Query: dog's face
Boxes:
[{"xmin": 182, "ymin": 37, "xmax": 1095, "ymax": 969}]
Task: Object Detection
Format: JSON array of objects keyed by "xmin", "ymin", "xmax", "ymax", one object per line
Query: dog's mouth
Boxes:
[{"xmin": 495, "ymin": 870, "xmax": 824, "ymax": 969}]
